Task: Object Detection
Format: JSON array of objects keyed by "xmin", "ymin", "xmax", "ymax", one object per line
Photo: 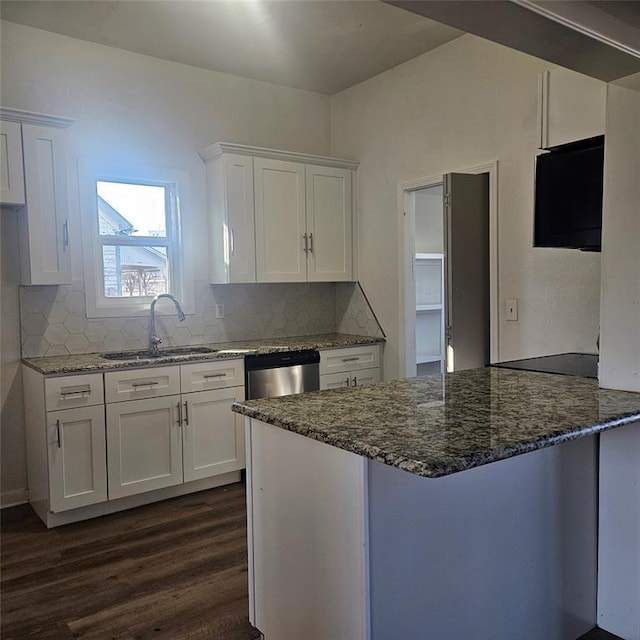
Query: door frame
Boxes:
[{"xmin": 397, "ymin": 161, "xmax": 499, "ymax": 378}]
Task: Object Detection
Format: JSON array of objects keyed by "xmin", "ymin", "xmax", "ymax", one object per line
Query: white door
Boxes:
[
  {"xmin": 19, "ymin": 123, "xmax": 71, "ymax": 285},
  {"xmin": 444, "ymin": 172, "xmax": 490, "ymax": 372},
  {"xmin": 351, "ymin": 367, "xmax": 380, "ymax": 387},
  {"xmin": 48, "ymin": 405, "xmax": 107, "ymax": 512},
  {"xmin": 182, "ymin": 387, "xmax": 245, "ymax": 482},
  {"xmin": 306, "ymin": 165, "xmax": 352, "ymax": 282},
  {"xmin": 224, "ymin": 153, "xmax": 256, "ymax": 283},
  {"xmin": 320, "ymin": 372, "xmax": 351, "ymax": 391},
  {"xmin": 254, "ymin": 157, "xmax": 307, "ymax": 282},
  {"xmin": 106, "ymin": 396, "xmax": 182, "ymax": 499}
]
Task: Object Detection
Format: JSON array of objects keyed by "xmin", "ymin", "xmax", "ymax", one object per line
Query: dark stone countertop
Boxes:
[
  {"xmin": 232, "ymin": 367, "xmax": 640, "ymax": 478},
  {"xmin": 22, "ymin": 333, "xmax": 384, "ymax": 376}
]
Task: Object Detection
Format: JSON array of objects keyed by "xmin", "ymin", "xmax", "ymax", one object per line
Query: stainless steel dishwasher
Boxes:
[{"xmin": 245, "ymin": 350, "xmax": 320, "ymax": 399}]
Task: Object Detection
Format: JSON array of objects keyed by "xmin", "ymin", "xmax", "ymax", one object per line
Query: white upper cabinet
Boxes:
[
  {"xmin": 255, "ymin": 157, "xmax": 307, "ymax": 282},
  {"xmin": 0, "ymin": 120, "xmax": 26, "ymax": 206},
  {"xmin": 1, "ymin": 110, "xmax": 74, "ymax": 285},
  {"xmin": 203, "ymin": 151, "xmax": 256, "ymax": 283},
  {"xmin": 199, "ymin": 142, "xmax": 358, "ymax": 284},
  {"xmin": 306, "ymin": 165, "xmax": 352, "ymax": 282},
  {"xmin": 537, "ymin": 68, "xmax": 606, "ymax": 149}
]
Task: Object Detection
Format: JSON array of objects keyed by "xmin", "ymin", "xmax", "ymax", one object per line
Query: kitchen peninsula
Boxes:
[{"xmin": 233, "ymin": 368, "xmax": 640, "ymax": 640}]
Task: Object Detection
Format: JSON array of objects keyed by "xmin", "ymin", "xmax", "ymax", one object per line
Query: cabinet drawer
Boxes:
[
  {"xmin": 105, "ymin": 366, "xmax": 180, "ymax": 403},
  {"xmin": 320, "ymin": 345, "xmax": 381, "ymax": 375},
  {"xmin": 180, "ymin": 359, "xmax": 244, "ymax": 393},
  {"xmin": 45, "ymin": 373, "xmax": 104, "ymax": 411}
]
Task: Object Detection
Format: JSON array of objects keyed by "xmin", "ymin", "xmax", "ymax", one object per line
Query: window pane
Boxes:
[
  {"xmin": 97, "ymin": 181, "xmax": 167, "ymax": 237},
  {"xmin": 102, "ymin": 245, "xmax": 169, "ymax": 297}
]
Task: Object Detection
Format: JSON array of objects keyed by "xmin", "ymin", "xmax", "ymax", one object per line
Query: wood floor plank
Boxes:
[{"xmin": 1, "ymin": 483, "xmax": 260, "ymax": 640}]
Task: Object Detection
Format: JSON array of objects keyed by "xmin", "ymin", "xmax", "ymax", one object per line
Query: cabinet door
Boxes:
[
  {"xmin": 254, "ymin": 157, "xmax": 307, "ymax": 282},
  {"xmin": 0, "ymin": 120, "xmax": 25, "ymax": 206},
  {"xmin": 18, "ymin": 123, "xmax": 71, "ymax": 284},
  {"xmin": 106, "ymin": 396, "xmax": 182, "ymax": 499},
  {"xmin": 207, "ymin": 153, "xmax": 256, "ymax": 283},
  {"xmin": 351, "ymin": 367, "xmax": 380, "ymax": 387},
  {"xmin": 306, "ymin": 165, "xmax": 353, "ymax": 282},
  {"xmin": 48, "ymin": 405, "xmax": 107, "ymax": 512},
  {"xmin": 182, "ymin": 387, "xmax": 245, "ymax": 483},
  {"xmin": 320, "ymin": 372, "xmax": 352, "ymax": 391},
  {"xmin": 538, "ymin": 69, "xmax": 606, "ymax": 149}
]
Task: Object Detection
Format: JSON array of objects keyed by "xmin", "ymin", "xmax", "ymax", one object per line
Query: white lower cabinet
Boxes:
[
  {"xmin": 25, "ymin": 358, "xmax": 245, "ymax": 527},
  {"xmin": 48, "ymin": 405, "xmax": 107, "ymax": 512},
  {"xmin": 106, "ymin": 396, "xmax": 183, "ymax": 499},
  {"xmin": 319, "ymin": 344, "xmax": 382, "ymax": 390}
]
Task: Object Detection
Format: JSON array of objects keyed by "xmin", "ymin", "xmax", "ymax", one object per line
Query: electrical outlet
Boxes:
[
  {"xmin": 506, "ymin": 299, "xmax": 518, "ymax": 321},
  {"xmin": 215, "ymin": 304, "xmax": 225, "ymax": 319}
]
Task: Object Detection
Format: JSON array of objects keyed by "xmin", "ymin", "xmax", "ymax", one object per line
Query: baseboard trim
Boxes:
[{"xmin": 1, "ymin": 488, "xmax": 29, "ymax": 509}]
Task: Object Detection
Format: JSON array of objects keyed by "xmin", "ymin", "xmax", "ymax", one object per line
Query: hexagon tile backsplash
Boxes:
[{"xmin": 20, "ymin": 281, "xmax": 383, "ymax": 357}]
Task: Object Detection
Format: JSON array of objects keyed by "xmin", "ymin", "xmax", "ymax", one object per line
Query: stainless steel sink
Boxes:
[{"xmin": 101, "ymin": 346, "xmax": 218, "ymax": 361}]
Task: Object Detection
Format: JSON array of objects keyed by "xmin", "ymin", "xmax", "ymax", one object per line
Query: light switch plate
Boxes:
[{"xmin": 506, "ymin": 299, "xmax": 518, "ymax": 321}]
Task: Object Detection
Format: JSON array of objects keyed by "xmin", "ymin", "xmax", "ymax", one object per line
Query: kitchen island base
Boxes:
[{"xmin": 245, "ymin": 417, "xmax": 598, "ymax": 640}]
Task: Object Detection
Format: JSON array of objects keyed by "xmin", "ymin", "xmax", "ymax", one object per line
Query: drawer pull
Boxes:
[
  {"xmin": 352, "ymin": 376, "xmax": 358, "ymax": 387},
  {"xmin": 177, "ymin": 401, "xmax": 182, "ymax": 426},
  {"xmin": 345, "ymin": 378, "xmax": 350, "ymax": 387},
  {"xmin": 341, "ymin": 357, "xmax": 360, "ymax": 362},
  {"xmin": 183, "ymin": 401, "xmax": 189, "ymax": 426},
  {"xmin": 56, "ymin": 419, "xmax": 61, "ymax": 448},
  {"xmin": 60, "ymin": 384, "xmax": 91, "ymax": 398},
  {"xmin": 131, "ymin": 381, "xmax": 160, "ymax": 388},
  {"xmin": 203, "ymin": 373, "xmax": 226, "ymax": 379}
]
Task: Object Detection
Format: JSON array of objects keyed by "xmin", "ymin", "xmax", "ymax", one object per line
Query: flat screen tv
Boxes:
[{"xmin": 534, "ymin": 135, "xmax": 604, "ymax": 251}]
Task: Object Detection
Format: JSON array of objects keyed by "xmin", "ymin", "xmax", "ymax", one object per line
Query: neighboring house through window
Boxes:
[{"xmin": 80, "ymin": 162, "xmax": 193, "ymax": 318}]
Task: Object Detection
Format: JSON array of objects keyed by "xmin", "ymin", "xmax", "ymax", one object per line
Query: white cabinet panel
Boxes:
[
  {"xmin": 306, "ymin": 165, "xmax": 352, "ymax": 282},
  {"xmin": 104, "ymin": 366, "xmax": 180, "ymax": 403},
  {"xmin": 538, "ymin": 69, "xmax": 606, "ymax": 149},
  {"xmin": 48, "ymin": 405, "xmax": 107, "ymax": 512},
  {"xmin": 350, "ymin": 367, "xmax": 380, "ymax": 388},
  {"xmin": 183, "ymin": 387, "xmax": 245, "ymax": 482},
  {"xmin": 106, "ymin": 396, "xmax": 182, "ymax": 499},
  {"xmin": 19, "ymin": 123, "xmax": 71, "ymax": 284},
  {"xmin": 45, "ymin": 373, "xmax": 104, "ymax": 411},
  {"xmin": 255, "ymin": 157, "xmax": 307, "ymax": 282},
  {"xmin": 0, "ymin": 120, "xmax": 25, "ymax": 206},
  {"xmin": 180, "ymin": 359, "xmax": 244, "ymax": 393},
  {"xmin": 205, "ymin": 152, "xmax": 256, "ymax": 283},
  {"xmin": 320, "ymin": 367, "xmax": 380, "ymax": 390},
  {"xmin": 320, "ymin": 345, "xmax": 381, "ymax": 376}
]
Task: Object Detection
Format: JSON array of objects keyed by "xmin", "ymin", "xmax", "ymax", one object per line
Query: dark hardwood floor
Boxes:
[{"xmin": 1, "ymin": 482, "xmax": 261, "ymax": 640}]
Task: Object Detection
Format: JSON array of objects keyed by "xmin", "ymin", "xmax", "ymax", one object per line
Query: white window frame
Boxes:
[{"xmin": 79, "ymin": 160, "xmax": 194, "ymax": 318}]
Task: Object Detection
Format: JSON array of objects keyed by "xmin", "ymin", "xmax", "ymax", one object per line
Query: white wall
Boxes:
[
  {"xmin": 330, "ymin": 35, "xmax": 602, "ymax": 379},
  {"xmin": 0, "ymin": 20, "xmax": 333, "ymax": 506}
]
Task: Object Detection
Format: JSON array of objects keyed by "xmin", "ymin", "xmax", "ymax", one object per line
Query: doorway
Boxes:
[{"xmin": 399, "ymin": 162, "xmax": 499, "ymax": 378}]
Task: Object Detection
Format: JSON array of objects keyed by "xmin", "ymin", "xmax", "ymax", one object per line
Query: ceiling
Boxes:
[{"xmin": 0, "ymin": 0, "xmax": 465, "ymax": 95}]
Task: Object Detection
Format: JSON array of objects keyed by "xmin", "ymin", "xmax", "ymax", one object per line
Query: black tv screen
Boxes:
[{"xmin": 534, "ymin": 135, "xmax": 604, "ymax": 251}]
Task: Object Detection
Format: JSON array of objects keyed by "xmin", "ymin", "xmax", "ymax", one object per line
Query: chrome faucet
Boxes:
[{"xmin": 149, "ymin": 294, "xmax": 186, "ymax": 356}]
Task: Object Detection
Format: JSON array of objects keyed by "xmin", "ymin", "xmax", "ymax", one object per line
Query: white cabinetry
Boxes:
[
  {"xmin": 199, "ymin": 142, "xmax": 358, "ymax": 284},
  {"xmin": 105, "ymin": 359, "xmax": 245, "ymax": 499},
  {"xmin": 415, "ymin": 253, "xmax": 445, "ymax": 375},
  {"xmin": 537, "ymin": 68, "xmax": 606, "ymax": 149},
  {"xmin": 0, "ymin": 120, "xmax": 25, "ymax": 205},
  {"xmin": 24, "ymin": 357, "xmax": 245, "ymax": 527},
  {"xmin": 23, "ymin": 368, "xmax": 107, "ymax": 523},
  {"xmin": 319, "ymin": 344, "xmax": 381, "ymax": 390},
  {"xmin": 0, "ymin": 110, "xmax": 74, "ymax": 285}
]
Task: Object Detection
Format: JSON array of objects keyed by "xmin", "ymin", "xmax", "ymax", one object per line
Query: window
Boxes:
[{"xmin": 80, "ymin": 163, "xmax": 193, "ymax": 317}]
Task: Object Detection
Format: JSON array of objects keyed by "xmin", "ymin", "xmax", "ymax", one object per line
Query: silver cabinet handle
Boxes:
[
  {"xmin": 183, "ymin": 401, "xmax": 189, "ymax": 426},
  {"xmin": 308, "ymin": 232, "xmax": 314, "ymax": 253},
  {"xmin": 62, "ymin": 221, "xmax": 69, "ymax": 250},
  {"xmin": 177, "ymin": 401, "xmax": 182, "ymax": 426},
  {"xmin": 230, "ymin": 228, "xmax": 235, "ymax": 257},
  {"xmin": 203, "ymin": 373, "xmax": 226, "ymax": 379},
  {"xmin": 60, "ymin": 384, "xmax": 91, "ymax": 398},
  {"xmin": 352, "ymin": 376, "xmax": 358, "ymax": 387},
  {"xmin": 302, "ymin": 233, "xmax": 308, "ymax": 253},
  {"xmin": 56, "ymin": 419, "xmax": 61, "ymax": 448},
  {"xmin": 131, "ymin": 381, "xmax": 159, "ymax": 388},
  {"xmin": 342, "ymin": 357, "xmax": 359, "ymax": 362}
]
